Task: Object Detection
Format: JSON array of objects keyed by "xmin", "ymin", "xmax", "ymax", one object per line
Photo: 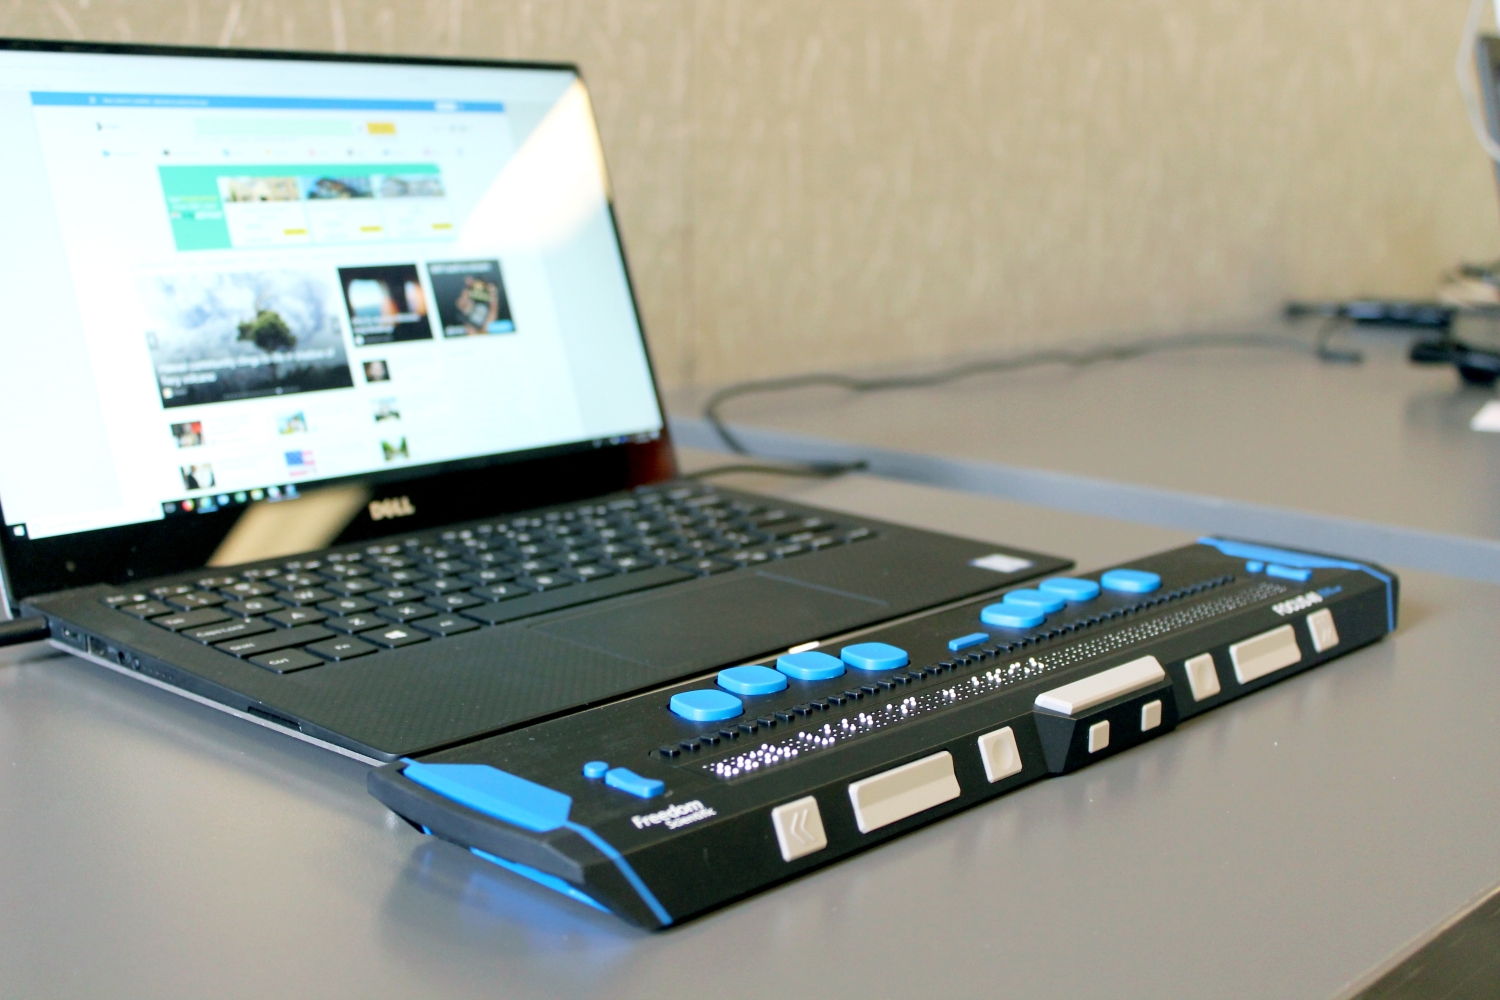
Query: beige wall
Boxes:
[{"xmin": 5, "ymin": 0, "xmax": 1496, "ymax": 389}]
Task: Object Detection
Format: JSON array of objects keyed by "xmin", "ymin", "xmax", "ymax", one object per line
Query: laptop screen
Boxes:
[{"xmin": 0, "ymin": 43, "xmax": 670, "ymax": 601}]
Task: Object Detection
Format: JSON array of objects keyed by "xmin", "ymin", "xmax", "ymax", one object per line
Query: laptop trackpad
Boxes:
[{"xmin": 533, "ymin": 572, "xmax": 888, "ymax": 671}]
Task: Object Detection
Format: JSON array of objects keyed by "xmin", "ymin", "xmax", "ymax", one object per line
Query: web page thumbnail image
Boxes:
[
  {"xmin": 427, "ymin": 260, "xmax": 515, "ymax": 337},
  {"xmin": 339, "ymin": 265, "xmax": 434, "ymax": 345},
  {"xmin": 141, "ymin": 270, "xmax": 356, "ymax": 408}
]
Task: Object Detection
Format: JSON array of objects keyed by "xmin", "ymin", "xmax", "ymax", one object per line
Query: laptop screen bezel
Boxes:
[{"xmin": 0, "ymin": 36, "xmax": 678, "ymax": 608}]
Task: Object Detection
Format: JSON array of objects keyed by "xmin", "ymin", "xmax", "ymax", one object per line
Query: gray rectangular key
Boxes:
[
  {"xmin": 185, "ymin": 618, "xmax": 275, "ymax": 644},
  {"xmin": 214, "ymin": 624, "xmax": 334, "ymax": 658}
]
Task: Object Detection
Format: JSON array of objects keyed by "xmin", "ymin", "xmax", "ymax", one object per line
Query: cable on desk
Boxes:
[
  {"xmin": 0, "ymin": 617, "xmax": 49, "ymax": 648},
  {"xmin": 701, "ymin": 328, "xmax": 1335, "ymax": 460}
]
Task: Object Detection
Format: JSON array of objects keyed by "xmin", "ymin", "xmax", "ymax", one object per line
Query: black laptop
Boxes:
[{"xmin": 0, "ymin": 38, "xmax": 1066, "ymax": 763}]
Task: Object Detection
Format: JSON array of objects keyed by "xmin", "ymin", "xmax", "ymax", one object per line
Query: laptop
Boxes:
[{"xmin": 0, "ymin": 38, "xmax": 1067, "ymax": 763}]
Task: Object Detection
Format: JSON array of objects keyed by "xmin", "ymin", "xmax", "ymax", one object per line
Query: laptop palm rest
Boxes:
[{"xmin": 535, "ymin": 573, "xmax": 888, "ymax": 671}]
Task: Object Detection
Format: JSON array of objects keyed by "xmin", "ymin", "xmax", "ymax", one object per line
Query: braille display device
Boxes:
[{"xmin": 369, "ymin": 537, "xmax": 1397, "ymax": 927}]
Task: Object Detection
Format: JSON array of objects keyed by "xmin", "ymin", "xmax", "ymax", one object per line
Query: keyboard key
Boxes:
[
  {"xmin": 239, "ymin": 567, "xmax": 282, "ymax": 580},
  {"xmin": 425, "ymin": 593, "xmax": 484, "ymax": 612},
  {"xmin": 363, "ymin": 625, "xmax": 429, "ymax": 649},
  {"xmin": 225, "ymin": 597, "xmax": 284, "ymax": 617},
  {"xmin": 278, "ymin": 573, "xmax": 321, "ymax": 589},
  {"xmin": 515, "ymin": 559, "xmax": 556, "ymax": 575},
  {"xmin": 368, "ymin": 587, "xmax": 422, "ymax": 606},
  {"xmin": 117, "ymin": 600, "xmax": 174, "ymax": 619},
  {"xmin": 166, "ymin": 591, "xmax": 226, "ymax": 611},
  {"xmin": 416, "ymin": 577, "xmax": 470, "ymax": 596},
  {"xmin": 154, "ymin": 608, "xmax": 232, "ymax": 632},
  {"xmin": 103, "ymin": 592, "xmax": 153, "ymax": 606},
  {"xmin": 325, "ymin": 613, "xmax": 385, "ymax": 634},
  {"xmin": 196, "ymin": 575, "xmax": 239, "ymax": 589},
  {"xmin": 674, "ymin": 557, "xmax": 734, "ymax": 576},
  {"xmin": 462, "ymin": 567, "xmax": 515, "ymax": 586},
  {"xmin": 185, "ymin": 618, "xmax": 275, "ymax": 644},
  {"xmin": 248, "ymin": 648, "xmax": 323, "ymax": 674},
  {"xmin": 267, "ymin": 607, "xmax": 328, "ymax": 628},
  {"xmin": 725, "ymin": 548, "xmax": 772, "ymax": 566},
  {"xmin": 473, "ymin": 582, "xmax": 528, "ymax": 602},
  {"xmin": 564, "ymin": 564, "xmax": 614, "ymax": 582},
  {"xmin": 325, "ymin": 577, "xmax": 382, "ymax": 596},
  {"xmin": 379, "ymin": 602, "xmax": 437, "ymax": 624},
  {"xmin": 215, "ymin": 624, "xmax": 334, "ymax": 657},
  {"xmin": 373, "ymin": 569, "xmax": 428, "ymax": 586},
  {"xmin": 221, "ymin": 581, "xmax": 275, "ymax": 599},
  {"xmin": 602, "ymin": 556, "xmax": 652, "ymax": 573},
  {"xmin": 152, "ymin": 584, "xmax": 197, "ymax": 598},
  {"xmin": 277, "ymin": 587, "xmax": 333, "ymax": 606},
  {"xmin": 315, "ymin": 596, "xmax": 371, "ymax": 617},
  {"xmin": 306, "ymin": 636, "xmax": 379, "ymax": 661},
  {"xmin": 425, "ymin": 559, "xmax": 470, "ymax": 576},
  {"xmin": 516, "ymin": 574, "xmax": 573, "ymax": 592},
  {"xmin": 413, "ymin": 615, "xmax": 480, "ymax": 638},
  {"xmin": 318, "ymin": 563, "xmax": 368, "ymax": 580}
]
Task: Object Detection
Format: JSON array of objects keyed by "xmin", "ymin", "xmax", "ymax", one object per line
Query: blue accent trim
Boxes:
[
  {"xmin": 1196, "ymin": 537, "xmax": 1396, "ymax": 631},
  {"xmin": 31, "ymin": 91, "xmax": 505, "ymax": 112},
  {"xmin": 402, "ymin": 761, "xmax": 572, "ymax": 832},
  {"xmin": 1266, "ymin": 564, "xmax": 1313, "ymax": 582},
  {"xmin": 471, "ymin": 848, "xmax": 610, "ymax": 913},
  {"xmin": 398, "ymin": 761, "xmax": 672, "ymax": 926},
  {"xmin": 563, "ymin": 821, "xmax": 673, "ymax": 926},
  {"xmin": 948, "ymin": 632, "xmax": 989, "ymax": 652}
]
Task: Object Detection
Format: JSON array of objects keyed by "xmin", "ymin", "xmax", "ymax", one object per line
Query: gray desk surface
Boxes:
[
  {"xmin": 670, "ymin": 331, "xmax": 1500, "ymax": 581},
  {"xmin": 4, "ymin": 465, "xmax": 1499, "ymax": 999}
]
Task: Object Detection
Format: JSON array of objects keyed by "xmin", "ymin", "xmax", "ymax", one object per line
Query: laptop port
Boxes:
[{"xmin": 87, "ymin": 635, "xmax": 106, "ymax": 657}]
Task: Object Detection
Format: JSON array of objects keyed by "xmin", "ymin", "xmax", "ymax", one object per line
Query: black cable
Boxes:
[
  {"xmin": 0, "ymin": 617, "xmax": 48, "ymax": 648},
  {"xmin": 701, "ymin": 329, "xmax": 1329, "ymax": 457}
]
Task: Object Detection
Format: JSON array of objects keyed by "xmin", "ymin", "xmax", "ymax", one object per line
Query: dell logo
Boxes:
[{"xmin": 368, "ymin": 496, "xmax": 416, "ymax": 521}]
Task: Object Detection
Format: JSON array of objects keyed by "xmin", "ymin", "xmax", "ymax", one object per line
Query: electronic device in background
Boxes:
[
  {"xmin": 370, "ymin": 538, "xmax": 1397, "ymax": 927},
  {"xmin": 0, "ymin": 39, "xmax": 1063, "ymax": 763}
]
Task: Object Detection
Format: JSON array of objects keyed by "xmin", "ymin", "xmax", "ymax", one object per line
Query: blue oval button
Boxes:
[
  {"xmin": 841, "ymin": 642, "xmax": 909, "ymax": 671},
  {"xmin": 717, "ymin": 664, "xmax": 788, "ymax": 695},
  {"xmin": 581, "ymin": 760, "xmax": 609, "ymax": 779},
  {"xmin": 777, "ymin": 650, "xmax": 846, "ymax": 681},
  {"xmin": 1100, "ymin": 568, "xmax": 1161, "ymax": 594},
  {"xmin": 1038, "ymin": 577, "xmax": 1101, "ymax": 602},
  {"xmin": 981, "ymin": 603, "xmax": 1046, "ymax": 628},
  {"xmin": 1002, "ymin": 588, "xmax": 1066, "ymax": 613},
  {"xmin": 669, "ymin": 689, "xmax": 744, "ymax": 722}
]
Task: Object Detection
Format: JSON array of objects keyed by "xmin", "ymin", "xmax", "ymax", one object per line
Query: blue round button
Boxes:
[
  {"xmin": 1002, "ymin": 588, "xmax": 1066, "ymax": 613},
  {"xmin": 1100, "ymin": 568, "xmax": 1161, "ymax": 594},
  {"xmin": 1037, "ymin": 576, "xmax": 1101, "ymax": 602},
  {"xmin": 980, "ymin": 602, "xmax": 1046, "ymax": 628},
  {"xmin": 717, "ymin": 664, "xmax": 789, "ymax": 696},
  {"xmin": 669, "ymin": 689, "xmax": 744, "ymax": 722},
  {"xmin": 776, "ymin": 650, "xmax": 846, "ymax": 681},
  {"xmin": 840, "ymin": 642, "xmax": 909, "ymax": 671},
  {"xmin": 582, "ymin": 760, "xmax": 609, "ymax": 779}
]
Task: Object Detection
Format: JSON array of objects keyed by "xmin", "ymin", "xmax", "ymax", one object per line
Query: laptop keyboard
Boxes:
[{"xmin": 99, "ymin": 484, "xmax": 877, "ymax": 675}]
